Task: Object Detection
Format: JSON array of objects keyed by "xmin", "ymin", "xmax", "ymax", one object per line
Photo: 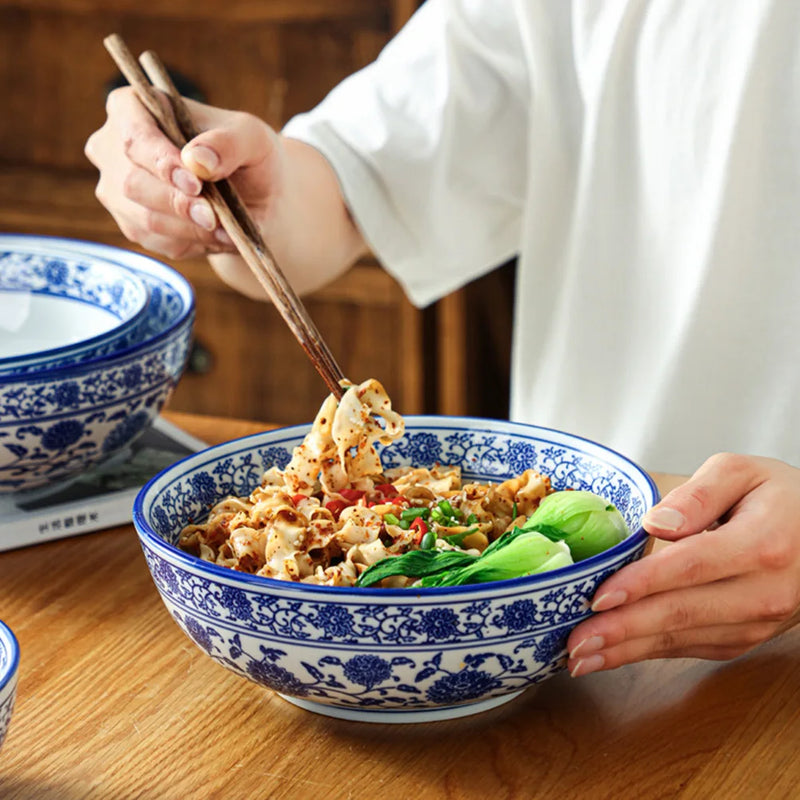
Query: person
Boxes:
[{"xmin": 85, "ymin": 0, "xmax": 800, "ymax": 677}]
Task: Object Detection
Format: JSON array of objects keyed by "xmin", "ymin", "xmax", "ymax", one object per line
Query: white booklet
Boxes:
[{"xmin": 0, "ymin": 416, "xmax": 207, "ymax": 552}]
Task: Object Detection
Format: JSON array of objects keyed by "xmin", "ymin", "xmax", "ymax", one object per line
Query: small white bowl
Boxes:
[
  {"xmin": 0, "ymin": 245, "xmax": 150, "ymax": 375},
  {"xmin": 0, "ymin": 619, "xmax": 19, "ymax": 751}
]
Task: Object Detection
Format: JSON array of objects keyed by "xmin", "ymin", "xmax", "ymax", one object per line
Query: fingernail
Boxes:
[
  {"xmin": 172, "ymin": 167, "xmax": 202, "ymax": 196},
  {"xmin": 643, "ymin": 506, "xmax": 686, "ymax": 532},
  {"xmin": 570, "ymin": 654, "xmax": 605, "ymax": 678},
  {"xmin": 569, "ymin": 635, "xmax": 605, "ymax": 659},
  {"xmin": 215, "ymin": 228, "xmax": 233, "ymax": 245},
  {"xmin": 592, "ymin": 590, "xmax": 628, "ymax": 612},
  {"xmin": 185, "ymin": 144, "xmax": 219, "ymax": 176},
  {"xmin": 190, "ymin": 201, "xmax": 216, "ymax": 231}
]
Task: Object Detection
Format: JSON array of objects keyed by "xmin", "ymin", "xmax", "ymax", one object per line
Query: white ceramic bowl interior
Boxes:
[
  {"xmin": 0, "ymin": 247, "xmax": 150, "ymax": 373},
  {"xmin": 135, "ymin": 417, "xmax": 659, "ymax": 723}
]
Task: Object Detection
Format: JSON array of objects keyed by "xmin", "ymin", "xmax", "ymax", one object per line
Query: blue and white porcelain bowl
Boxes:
[
  {"xmin": 0, "ymin": 619, "xmax": 19, "ymax": 751},
  {"xmin": 0, "ymin": 235, "xmax": 194, "ymax": 493},
  {"xmin": 134, "ymin": 418, "xmax": 659, "ymax": 723},
  {"xmin": 0, "ymin": 245, "xmax": 150, "ymax": 375}
]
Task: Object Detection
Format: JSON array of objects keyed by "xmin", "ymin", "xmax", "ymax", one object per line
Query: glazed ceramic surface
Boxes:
[
  {"xmin": 134, "ymin": 417, "xmax": 659, "ymax": 723},
  {"xmin": 0, "ymin": 236, "xmax": 194, "ymax": 493},
  {"xmin": 0, "ymin": 619, "xmax": 19, "ymax": 750},
  {"xmin": 0, "ymin": 247, "xmax": 150, "ymax": 373}
]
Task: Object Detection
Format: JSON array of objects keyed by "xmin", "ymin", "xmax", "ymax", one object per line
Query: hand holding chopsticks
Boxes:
[{"xmin": 103, "ymin": 34, "xmax": 346, "ymax": 399}]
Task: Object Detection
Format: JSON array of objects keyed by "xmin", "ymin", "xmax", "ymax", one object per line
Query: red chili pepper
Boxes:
[
  {"xmin": 410, "ymin": 516, "xmax": 428, "ymax": 544},
  {"xmin": 325, "ymin": 499, "xmax": 349, "ymax": 520},
  {"xmin": 375, "ymin": 483, "xmax": 398, "ymax": 497},
  {"xmin": 339, "ymin": 488, "xmax": 365, "ymax": 503}
]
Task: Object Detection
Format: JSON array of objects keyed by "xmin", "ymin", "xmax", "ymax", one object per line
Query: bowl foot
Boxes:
[{"xmin": 277, "ymin": 689, "xmax": 527, "ymax": 724}]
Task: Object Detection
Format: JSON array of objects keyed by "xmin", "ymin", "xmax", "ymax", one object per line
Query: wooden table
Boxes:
[{"xmin": 0, "ymin": 413, "xmax": 798, "ymax": 799}]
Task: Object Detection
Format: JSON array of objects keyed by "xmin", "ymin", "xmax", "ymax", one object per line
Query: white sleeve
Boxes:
[{"xmin": 282, "ymin": 0, "xmax": 531, "ymax": 308}]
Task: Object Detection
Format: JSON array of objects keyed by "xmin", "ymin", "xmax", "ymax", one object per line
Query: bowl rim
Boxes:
[
  {"xmin": 0, "ymin": 266, "xmax": 151, "ymax": 370},
  {"xmin": 133, "ymin": 415, "xmax": 659, "ymax": 599},
  {"xmin": 0, "ymin": 619, "xmax": 19, "ymax": 693},
  {"xmin": 0, "ymin": 234, "xmax": 195, "ymax": 384}
]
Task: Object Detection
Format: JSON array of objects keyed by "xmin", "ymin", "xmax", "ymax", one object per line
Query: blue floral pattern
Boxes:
[
  {"xmin": 102, "ymin": 410, "xmax": 150, "ymax": 453},
  {"xmin": 136, "ymin": 420, "xmax": 657, "ymax": 718},
  {"xmin": 166, "ymin": 602, "xmax": 575, "ymax": 711},
  {"xmin": 425, "ymin": 666, "xmax": 500, "ymax": 705},
  {"xmin": 385, "ymin": 432, "xmax": 443, "ymax": 467},
  {"xmin": 0, "ymin": 237, "xmax": 194, "ymax": 491},
  {"xmin": 41, "ymin": 419, "xmax": 85, "ymax": 450},
  {"xmin": 144, "ymin": 548, "xmax": 640, "ymax": 647},
  {"xmin": 342, "ymin": 655, "xmax": 394, "ymax": 689},
  {"xmin": 0, "ymin": 252, "xmax": 145, "ymax": 319},
  {"xmin": 0, "ymin": 250, "xmax": 151, "ymax": 373},
  {"xmin": 0, "ymin": 335, "xmax": 191, "ymax": 491}
]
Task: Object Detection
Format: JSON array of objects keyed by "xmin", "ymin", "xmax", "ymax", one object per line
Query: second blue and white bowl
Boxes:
[{"xmin": 0, "ymin": 235, "xmax": 195, "ymax": 493}]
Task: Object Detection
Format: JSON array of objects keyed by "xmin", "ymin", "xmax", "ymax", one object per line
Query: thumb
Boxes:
[
  {"xmin": 643, "ymin": 453, "xmax": 764, "ymax": 540},
  {"xmin": 180, "ymin": 113, "xmax": 276, "ymax": 182}
]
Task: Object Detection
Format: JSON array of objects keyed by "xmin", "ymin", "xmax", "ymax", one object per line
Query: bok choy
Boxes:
[
  {"xmin": 356, "ymin": 527, "xmax": 572, "ymax": 588},
  {"xmin": 520, "ymin": 490, "xmax": 629, "ymax": 561}
]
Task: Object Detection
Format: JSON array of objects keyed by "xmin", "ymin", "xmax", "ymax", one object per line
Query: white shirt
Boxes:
[{"xmin": 284, "ymin": 0, "xmax": 800, "ymax": 476}]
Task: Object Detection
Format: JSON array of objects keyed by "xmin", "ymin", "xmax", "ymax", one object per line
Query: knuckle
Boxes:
[
  {"xmin": 625, "ymin": 565, "xmax": 659, "ymax": 602},
  {"xmin": 663, "ymin": 601, "xmax": 693, "ymax": 631},
  {"xmin": 116, "ymin": 219, "xmax": 139, "ymax": 245},
  {"xmin": 740, "ymin": 623, "xmax": 775, "ymax": 646},
  {"xmin": 155, "ymin": 236, "xmax": 193, "ymax": 261},
  {"xmin": 120, "ymin": 170, "xmax": 138, "ymax": 201},
  {"xmin": 93, "ymin": 180, "xmax": 107, "ymax": 205},
  {"xmin": 677, "ymin": 555, "xmax": 707, "ymax": 586},
  {"xmin": 704, "ymin": 451, "xmax": 749, "ymax": 474},
  {"xmin": 122, "ymin": 134, "xmax": 136, "ymax": 160},
  {"xmin": 758, "ymin": 589, "xmax": 798, "ymax": 622},
  {"xmin": 594, "ymin": 616, "xmax": 627, "ymax": 647},
  {"xmin": 222, "ymin": 109, "xmax": 251, "ymax": 136},
  {"xmin": 684, "ymin": 482, "xmax": 714, "ymax": 515},
  {"xmin": 140, "ymin": 207, "xmax": 160, "ymax": 235},
  {"xmin": 153, "ymin": 147, "xmax": 178, "ymax": 181},
  {"xmin": 655, "ymin": 629, "xmax": 683, "ymax": 654},
  {"xmin": 757, "ymin": 537, "xmax": 795, "ymax": 571},
  {"xmin": 84, "ymin": 132, "xmax": 99, "ymax": 163},
  {"xmin": 170, "ymin": 190, "xmax": 193, "ymax": 221},
  {"xmin": 104, "ymin": 86, "xmax": 125, "ymax": 114},
  {"xmin": 145, "ymin": 211, "xmax": 169, "ymax": 237}
]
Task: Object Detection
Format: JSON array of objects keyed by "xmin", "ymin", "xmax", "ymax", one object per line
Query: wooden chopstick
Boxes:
[{"xmin": 103, "ymin": 33, "xmax": 347, "ymax": 400}]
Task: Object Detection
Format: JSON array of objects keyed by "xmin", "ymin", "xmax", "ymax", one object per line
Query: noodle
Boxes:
[{"xmin": 178, "ymin": 378, "xmax": 552, "ymax": 587}]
